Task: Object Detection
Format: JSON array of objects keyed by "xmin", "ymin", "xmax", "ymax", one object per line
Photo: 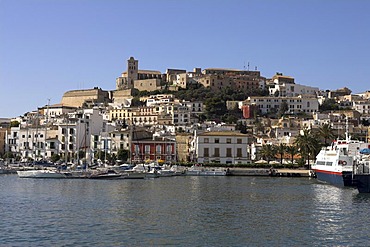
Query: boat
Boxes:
[
  {"xmin": 353, "ymin": 151, "xmax": 370, "ymax": 193},
  {"xmin": 17, "ymin": 169, "xmax": 67, "ymax": 179},
  {"xmin": 185, "ymin": 164, "xmax": 227, "ymax": 176},
  {"xmin": 123, "ymin": 164, "xmax": 148, "ymax": 179},
  {"xmin": 88, "ymin": 169, "xmax": 125, "ymax": 179},
  {"xmin": 311, "ymin": 133, "xmax": 370, "ymax": 187}
]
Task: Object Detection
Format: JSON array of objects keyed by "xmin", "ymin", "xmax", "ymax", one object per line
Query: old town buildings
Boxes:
[{"xmin": 2, "ymin": 57, "xmax": 370, "ymax": 164}]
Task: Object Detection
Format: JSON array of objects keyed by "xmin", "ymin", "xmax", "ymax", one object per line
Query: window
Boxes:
[
  {"xmin": 156, "ymin": 145, "xmax": 161, "ymax": 154},
  {"xmin": 204, "ymin": 138, "xmax": 209, "ymax": 143},
  {"xmin": 226, "ymin": 148, "xmax": 232, "ymax": 157},
  {"xmin": 204, "ymin": 148, "xmax": 209, "ymax": 157},
  {"xmin": 226, "ymin": 138, "xmax": 231, "ymax": 144},
  {"xmin": 166, "ymin": 145, "xmax": 172, "ymax": 154},
  {"xmin": 237, "ymin": 138, "xmax": 242, "ymax": 144},
  {"xmin": 214, "ymin": 148, "xmax": 220, "ymax": 157},
  {"xmin": 135, "ymin": 145, "xmax": 140, "ymax": 154},
  {"xmin": 237, "ymin": 148, "xmax": 242, "ymax": 157},
  {"xmin": 145, "ymin": 145, "xmax": 150, "ymax": 154},
  {"xmin": 215, "ymin": 138, "xmax": 220, "ymax": 143}
]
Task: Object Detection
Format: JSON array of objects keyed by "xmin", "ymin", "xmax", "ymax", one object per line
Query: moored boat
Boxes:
[
  {"xmin": 311, "ymin": 134, "xmax": 370, "ymax": 187},
  {"xmin": 185, "ymin": 165, "xmax": 227, "ymax": 176},
  {"xmin": 353, "ymin": 153, "xmax": 370, "ymax": 193},
  {"xmin": 17, "ymin": 169, "xmax": 67, "ymax": 179}
]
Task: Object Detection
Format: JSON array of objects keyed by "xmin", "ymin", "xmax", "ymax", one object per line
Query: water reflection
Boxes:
[{"xmin": 1, "ymin": 175, "xmax": 370, "ymax": 246}]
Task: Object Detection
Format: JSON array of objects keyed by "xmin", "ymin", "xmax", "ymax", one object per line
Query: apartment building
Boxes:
[{"xmin": 244, "ymin": 96, "xmax": 319, "ymax": 114}]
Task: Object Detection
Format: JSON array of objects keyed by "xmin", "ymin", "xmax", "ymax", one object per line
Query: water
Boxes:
[{"xmin": 1, "ymin": 175, "xmax": 370, "ymax": 246}]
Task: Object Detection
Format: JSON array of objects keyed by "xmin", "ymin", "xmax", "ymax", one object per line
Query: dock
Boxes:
[{"xmin": 228, "ymin": 168, "xmax": 310, "ymax": 177}]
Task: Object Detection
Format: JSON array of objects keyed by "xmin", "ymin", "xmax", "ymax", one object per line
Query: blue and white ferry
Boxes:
[{"xmin": 311, "ymin": 133, "xmax": 370, "ymax": 187}]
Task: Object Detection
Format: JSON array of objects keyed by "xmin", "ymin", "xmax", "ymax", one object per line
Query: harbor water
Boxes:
[{"xmin": 1, "ymin": 175, "xmax": 370, "ymax": 246}]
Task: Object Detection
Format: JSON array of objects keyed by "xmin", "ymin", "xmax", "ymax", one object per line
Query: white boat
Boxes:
[
  {"xmin": 17, "ymin": 169, "xmax": 67, "ymax": 179},
  {"xmin": 185, "ymin": 165, "xmax": 227, "ymax": 176},
  {"xmin": 311, "ymin": 134, "xmax": 370, "ymax": 187}
]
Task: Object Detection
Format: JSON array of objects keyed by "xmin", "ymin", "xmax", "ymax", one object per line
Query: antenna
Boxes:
[{"xmin": 247, "ymin": 62, "xmax": 250, "ymax": 71}]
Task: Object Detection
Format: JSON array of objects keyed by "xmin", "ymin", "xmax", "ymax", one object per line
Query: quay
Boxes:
[{"xmin": 228, "ymin": 168, "xmax": 310, "ymax": 177}]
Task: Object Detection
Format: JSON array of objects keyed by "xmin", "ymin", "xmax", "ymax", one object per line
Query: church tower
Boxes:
[
  {"xmin": 127, "ymin": 57, "xmax": 138, "ymax": 89},
  {"xmin": 116, "ymin": 57, "xmax": 139, "ymax": 90}
]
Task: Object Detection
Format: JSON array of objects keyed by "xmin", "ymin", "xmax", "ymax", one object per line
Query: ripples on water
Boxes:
[{"xmin": 1, "ymin": 175, "xmax": 370, "ymax": 246}]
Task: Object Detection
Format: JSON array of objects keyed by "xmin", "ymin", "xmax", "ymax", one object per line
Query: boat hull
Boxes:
[
  {"xmin": 185, "ymin": 170, "xmax": 227, "ymax": 176},
  {"xmin": 354, "ymin": 174, "xmax": 370, "ymax": 193},
  {"xmin": 17, "ymin": 170, "xmax": 66, "ymax": 179},
  {"xmin": 314, "ymin": 170, "xmax": 354, "ymax": 187}
]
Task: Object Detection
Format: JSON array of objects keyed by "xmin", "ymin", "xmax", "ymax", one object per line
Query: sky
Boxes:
[{"xmin": 1, "ymin": 0, "xmax": 370, "ymax": 118}]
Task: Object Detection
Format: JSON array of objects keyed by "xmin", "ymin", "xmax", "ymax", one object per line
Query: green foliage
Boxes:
[
  {"xmin": 3, "ymin": 152, "xmax": 14, "ymax": 159},
  {"xmin": 131, "ymin": 97, "xmax": 145, "ymax": 107},
  {"xmin": 319, "ymin": 98, "xmax": 339, "ymax": 112},
  {"xmin": 278, "ymin": 101, "xmax": 289, "ymax": 117},
  {"xmin": 294, "ymin": 128, "xmax": 321, "ymax": 169},
  {"xmin": 318, "ymin": 123, "xmax": 335, "ymax": 146},
  {"xmin": 51, "ymin": 154, "xmax": 60, "ymax": 163},
  {"xmin": 10, "ymin": 121, "xmax": 20, "ymax": 128},
  {"xmin": 117, "ymin": 149, "xmax": 129, "ymax": 162},
  {"xmin": 259, "ymin": 144, "xmax": 277, "ymax": 163}
]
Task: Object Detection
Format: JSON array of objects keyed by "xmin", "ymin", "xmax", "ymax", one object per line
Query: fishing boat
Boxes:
[{"xmin": 311, "ymin": 133, "xmax": 370, "ymax": 187}]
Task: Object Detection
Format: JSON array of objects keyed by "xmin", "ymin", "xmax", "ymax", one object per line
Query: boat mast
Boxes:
[
  {"xmin": 44, "ymin": 99, "xmax": 50, "ymax": 161},
  {"xmin": 345, "ymin": 116, "xmax": 350, "ymax": 142}
]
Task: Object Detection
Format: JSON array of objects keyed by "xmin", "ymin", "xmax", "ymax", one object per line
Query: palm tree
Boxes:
[
  {"xmin": 286, "ymin": 145, "xmax": 299, "ymax": 165},
  {"xmin": 259, "ymin": 144, "xmax": 277, "ymax": 164},
  {"xmin": 294, "ymin": 128, "xmax": 320, "ymax": 169},
  {"xmin": 275, "ymin": 143, "xmax": 286, "ymax": 166},
  {"xmin": 318, "ymin": 123, "xmax": 335, "ymax": 146}
]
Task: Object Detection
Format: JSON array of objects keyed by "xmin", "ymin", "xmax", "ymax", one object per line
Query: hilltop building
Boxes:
[
  {"xmin": 267, "ymin": 73, "xmax": 319, "ymax": 97},
  {"xmin": 116, "ymin": 57, "xmax": 164, "ymax": 91},
  {"xmin": 61, "ymin": 87, "xmax": 111, "ymax": 108}
]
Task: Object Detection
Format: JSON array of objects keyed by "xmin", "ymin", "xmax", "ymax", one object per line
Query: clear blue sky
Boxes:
[{"xmin": 1, "ymin": 0, "xmax": 369, "ymax": 118}]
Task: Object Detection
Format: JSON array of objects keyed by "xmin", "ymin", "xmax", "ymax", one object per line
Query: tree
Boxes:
[
  {"xmin": 318, "ymin": 123, "xmax": 335, "ymax": 146},
  {"xmin": 286, "ymin": 145, "xmax": 299, "ymax": 165},
  {"xmin": 319, "ymin": 98, "xmax": 339, "ymax": 112},
  {"xmin": 117, "ymin": 149, "xmax": 129, "ymax": 162},
  {"xmin": 259, "ymin": 144, "xmax": 277, "ymax": 164},
  {"xmin": 278, "ymin": 101, "xmax": 289, "ymax": 117},
  {"xmin": 275, "ymin": 143, "xmax": 286, "ymax": 165},
  {"xmin": 10, "ymin": 121, "xmax": 20, "ymax": 127},
  {"xmin": 51, "ymin": 154, "xmax": 60, "ymax": 163},
  {"xmin": 294, "ymin": 128, "xmax": 320, "ymax": 169}
]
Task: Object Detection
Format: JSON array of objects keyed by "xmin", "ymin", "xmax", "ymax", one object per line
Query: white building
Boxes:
[
  {"xmin": 268, "ymin": 74, "xmax": 319, "ymax": 97},
  {"xmin": 194, "ymin": 131, "xmax": 250, "ymax": 164},
  {"xmin": 244, "ymin": 96, "xmax": 319, "ymax": 115},
  {"xmin": 352, "ymin": 100, "xmax": 370, "ymax": 115}
]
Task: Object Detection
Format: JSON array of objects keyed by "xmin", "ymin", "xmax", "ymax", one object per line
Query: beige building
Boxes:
[
  {"xmin": 116, "ymin": 57, "xmax": 163, "ymax": 91},
  {"xmin": 0, "ymin": 128, "xmax": 8, "ymax": 156},
  {"xmin": 61, "ymin": 87, "xmax": 111, "ymax": 108},
  {"xmin": 194, "ymin": 131, "xmax": 250, "ymax": 164},
  {"xmin": 109, "ymin": 106, "xmax": 158, "ymax": 126},
  {"xmin": 198, "ymin": 68, "xmax": 264, "ymax": 92},
  {"xmin": 175, "ymin": 133, "xmax": 193, "ymax": 162}
]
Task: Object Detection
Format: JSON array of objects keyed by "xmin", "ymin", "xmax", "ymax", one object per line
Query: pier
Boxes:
[{"xmin": 228, "ymin": 168, "xmax": 310, "ymax": 177}]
